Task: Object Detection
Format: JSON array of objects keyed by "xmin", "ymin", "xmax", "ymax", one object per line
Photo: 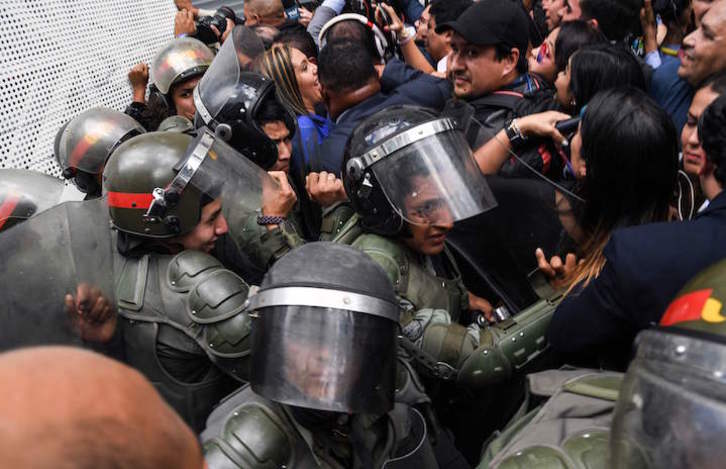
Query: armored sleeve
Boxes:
[
  {"xmin": 229, "ymin": 211, "xmax": 306, "ymax": 272},
  {"xmin": 458, "ymin": 298, "xmax": 556, "ymax": 390},
  {"xmin": 202, "ymin": 386, "xmax": 296, "ymax": 469},
  {"xmin": 401, "ymin": 308, "xmax": 479, "ymax": 369}
]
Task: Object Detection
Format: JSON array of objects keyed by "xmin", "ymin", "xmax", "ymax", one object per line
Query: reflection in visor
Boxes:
[
  {"xmin": 158, "ymin": 49, "xmax": 211, "ymax": 76},
  {"xmin": 0, "ymin": 192, "xmax": 22, "ymax": 231},
  {"xmin": 250, "ymin": 304, "xmax": 396, "ymax": 414},
  {"xmin": 152, "ymin": 38, "xmax": 214, "ymax": 94},
  {"xmin": 69, "ymin": 121, "xmax": 116, "ymax": 169},
  {"xmin": 372, "ymin": 129, "xmax": 496, "ymax": 226}
]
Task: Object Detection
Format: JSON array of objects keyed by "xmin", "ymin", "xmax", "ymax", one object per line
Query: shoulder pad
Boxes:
[
  {"xmin": 188, "ymin": 270, "xmax": 250, "ymax": 324},
  {"xmin": 352, "ymin": 233, "xmax": 408, "ymax": 287},
  {"xmin": 167, "ymin": 250, "xmax": 223, "ymax": 292},
  {"xmin": 188, "ymin": 270, "xmax": 253, "ymax": 360},
  {"xmin": 204, "ymin": 403, "xmax": 293, "ymax": 469}
]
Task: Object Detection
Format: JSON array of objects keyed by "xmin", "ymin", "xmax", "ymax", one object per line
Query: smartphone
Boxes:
[{"xmin": 282, "ymin": 0, "xmax": 300, "ymax": 21}]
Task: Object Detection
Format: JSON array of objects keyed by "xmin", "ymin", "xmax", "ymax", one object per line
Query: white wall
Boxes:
[{"xmin": 0, "ymin": 0, "xmax": 177, "ymax": 176}]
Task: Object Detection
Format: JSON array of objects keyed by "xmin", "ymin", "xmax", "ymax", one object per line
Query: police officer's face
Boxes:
[
  {"xmin": 262, "ymin": 121, "xmax": 293, "ymax": 174},
  {"xmin": 403, "ymin": 176, "xmax": 454, "ymax": 256},
  {"xmin": 285, "ymin": 338, "xmax": 348, "ymax": 402},
  {"xmin": 171, "ymin": 76, "xmax": 202, "ymax": 121},
  {"xmin": 176, "ymin": 198, "xmax": 228, "ymax": 253}
]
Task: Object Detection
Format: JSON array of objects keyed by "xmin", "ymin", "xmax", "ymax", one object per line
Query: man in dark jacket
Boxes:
[
  {"xmin": 314, "ymin": 40, "xmax": 452, "ymax": 174},
  {"xmin": 437, "ymin": 0, "xmax": 556, "ymax": 177},
  {"xmin": 548, "ymin": 94, "xmax": 726, "ymax": 369}
]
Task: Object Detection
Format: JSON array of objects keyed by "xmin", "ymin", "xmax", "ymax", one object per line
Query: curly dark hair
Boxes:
[{"xmin": 699, "ymin": 94, "xmax": 726, "ymax": 186}]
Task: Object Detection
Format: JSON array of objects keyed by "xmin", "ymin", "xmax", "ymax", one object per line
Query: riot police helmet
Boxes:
[
  {"xmin": 343, "ymin": 104, "xmax": 497, "ymax": 236},
  {"xmin": 150, "ymin": 37, "xmax": 215, "ymax": 114},
  {"xmin": 103, "ymin": 132, "xmax": 205, "ymax": 238},
  {"xmin": 55, "ymin": 108, "xmax": 145, "ymax": 197},
  {"xmin": 103, "ymin": 127, "xmax": 272, "ymax": 240},
  {"xmin": 193, "ymin": 29, "xmax": 295, "ymax": 170},
  {"xmin": 611, "ymin": 258, "xmax": 726, "ymax": 468},
  {"xmin": 0, "ymin": 169, "xmax": 65, "ymax": 233},
  {"xmin": 248, "ymin": 242, "xmax": 399, "ymax": 415}
]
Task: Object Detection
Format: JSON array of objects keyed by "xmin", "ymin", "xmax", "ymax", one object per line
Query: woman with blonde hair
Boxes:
[{"xmin": 258, "ymin": 43, "xmax": 332, "ymax": 179}]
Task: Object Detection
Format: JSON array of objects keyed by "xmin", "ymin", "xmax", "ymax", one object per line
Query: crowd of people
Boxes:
[{"xmin": 2, "ymin": 0, "xmax": 726, "ymax": 466}]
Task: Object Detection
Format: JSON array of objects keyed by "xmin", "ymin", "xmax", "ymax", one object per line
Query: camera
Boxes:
[{"xmin": 195, "ymin": 6, "xmax": 240, "ymax": 45}]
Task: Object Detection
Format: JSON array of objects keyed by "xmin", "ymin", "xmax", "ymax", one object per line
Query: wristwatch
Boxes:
[
  {"xmin": 504, "ymin": 118, "xmax": 527, "ymax": 148},
  {"xmin": 257, "ymin": 215, "xmax": 286, "ymax": 226}
]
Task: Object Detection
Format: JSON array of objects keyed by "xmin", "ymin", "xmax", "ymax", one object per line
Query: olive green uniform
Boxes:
[
  {"xmin": 335, "ymin": 215, "xmax": 556, "ymax": 388},
  {"xmin": 230, "ymin": 196, "xmax": 354, "ymax": 273},
  {"xmin": 113, "ymin": 246, "xmax": 252, "ymax": 432},
  {"xmin": 202, "ymin": 383, "xmax": 438, "ymax": 469}
]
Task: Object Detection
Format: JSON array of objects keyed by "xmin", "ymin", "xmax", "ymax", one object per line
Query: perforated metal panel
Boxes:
[
  {"xmin": 195, "ymin": 0, "xmax": 244, "ymax": 16},
  {"xmin": 0, "ymin": 0, "xmax": 176, "ymax": 177}
]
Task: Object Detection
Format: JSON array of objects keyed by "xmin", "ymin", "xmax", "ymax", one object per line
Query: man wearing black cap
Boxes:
[{"xmin": 438, "ymin": 0, "xmax": 548, "ymax": 143}]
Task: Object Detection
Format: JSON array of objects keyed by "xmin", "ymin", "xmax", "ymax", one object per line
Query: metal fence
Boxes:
[{"xmin": 0, "ymin": 0, "xmax": 177, "ymax": 176}]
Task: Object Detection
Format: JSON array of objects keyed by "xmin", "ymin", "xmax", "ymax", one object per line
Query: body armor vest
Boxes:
[
  {"xmin": 114, "ymin": 249, "xmax": 251, "ymax": 432},
  {"xmin": 350, "ymin": 232, "xmax": 469, "ymax": 321},
  {"xmin": 202, "ymin": 385, "xmax": 437, "ymax": 469},
  {"xmin": 480, "ymin": 368, "xmax": 623, "ymax": 469}
]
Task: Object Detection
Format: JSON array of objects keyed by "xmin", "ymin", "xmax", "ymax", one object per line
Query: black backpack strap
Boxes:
[{"xmin": 473, "ymin": 90, "xmax": 525, "ymax": 112}]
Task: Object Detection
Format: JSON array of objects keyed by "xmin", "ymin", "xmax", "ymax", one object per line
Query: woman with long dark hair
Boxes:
[
  {"xmin": 551, "ymin": 87, "xmax": 679, "ymax": 291},
  {"xmin": 554, "ymin": 43, "xmax": 645, "ymax": 113},
  {"xmin": 471, "ymin": 88, "xmax": 677, "ymax": 367}
]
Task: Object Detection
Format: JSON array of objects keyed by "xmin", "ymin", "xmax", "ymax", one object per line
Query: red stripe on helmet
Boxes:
[
  {"xmin": 0, "ymin": 193, "xmax": 21, "ymax": 231},
  {"xmin": 107, "ymin": 192, "xmax": 154, "ymax": 210},
  {"xmin": 69, "ymin": 137, "xmax": 94, "ymax": 169}
]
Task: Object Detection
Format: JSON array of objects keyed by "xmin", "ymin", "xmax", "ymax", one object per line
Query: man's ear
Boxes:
[
  {"xmin": 502, "ymin": 48, "xmax": 520, "ymax": 77},
  {"xmin": 320, "ymin": 84, "xmax": 331, "ymax": 107},
  {"xmin": 587, "ymin": 18, "xmax": 599, "ymax": 31}
]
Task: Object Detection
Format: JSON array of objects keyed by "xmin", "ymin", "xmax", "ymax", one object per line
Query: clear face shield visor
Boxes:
[
  {"xmin": 611, "ymin": 329, "xmax": 726, "ymax": 467},
  {"xmin": 141, "ymin": 127, "xmax": 276, "ymax": 236},
  {"xmin": 0, "ymin": 170, "xmax": 66, "ymax": 230},
  {"xmin": 247, "ymin": 286, "xmax": 399, "ymax": 414},
  {"xmin": 348, "ymin": 118, "xmax": 497, "ymax": 227},
  {"xmin": 193, "ymin": 27, "xmax": 268, "ymax": 127},
  {"xmin": 0, "ymin": 198, "xmax": 116, "ymax": 349}
]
